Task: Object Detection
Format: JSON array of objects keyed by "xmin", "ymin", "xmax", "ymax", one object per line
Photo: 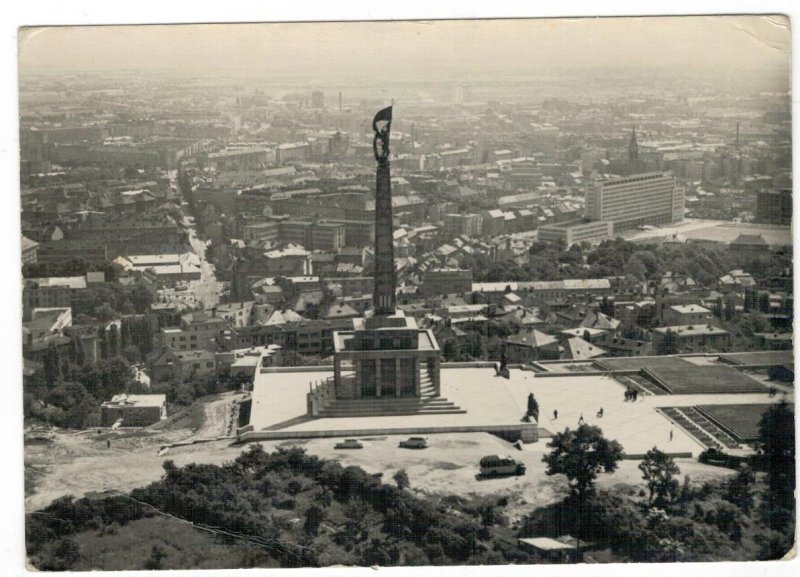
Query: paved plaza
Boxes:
[
  {"xmin": 622, "ymin": 220, "xmax": 792, "ymax": 247},
  {"xmin": 249, "ymin": 367, "xmax": 788, "ymax": 456},
  {"xmin": 528, "ymin": 377, "xmax": 783, "ymax": 454}
]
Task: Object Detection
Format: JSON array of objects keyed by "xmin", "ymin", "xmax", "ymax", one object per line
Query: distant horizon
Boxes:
[{"xmin": 19, "ymin": 16, "xmax": 791, "ymax": 86}]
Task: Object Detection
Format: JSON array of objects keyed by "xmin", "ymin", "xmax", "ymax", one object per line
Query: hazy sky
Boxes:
[{"xmin": 19, "ymin": 16, "xmax": 791, "ymax": 79}]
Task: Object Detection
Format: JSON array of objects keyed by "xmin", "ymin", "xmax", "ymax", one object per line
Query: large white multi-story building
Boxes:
[{"xmin": 585, "ymin": 171, "xmax": 683, "ymax": 232}]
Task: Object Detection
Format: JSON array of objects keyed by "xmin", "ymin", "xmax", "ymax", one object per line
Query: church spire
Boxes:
[{"xmin": 628, "ymin": 126, "xmax": 639, "ymax": 173}]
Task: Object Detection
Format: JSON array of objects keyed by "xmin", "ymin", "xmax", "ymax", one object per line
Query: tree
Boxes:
[
  {"xmin": 542, "ymin": 424, "xmax": 624, "ymax": 502},
  {"xmin": 127, "ymin": 316, "xmax": 155, "ymax": 357},
  {"xmin": 120, "ymin": 318, "xmax": 131, "ymax": 350},
  {"xmin": 623, "ymin": 255, "xmax": 647, "ymax": 281},
  {"xmin": 393, "ymin": 469, "xmax": 410, "ymax": 490},
  {"xmin": 757, "ymin": 292, "xmax": 771, "ymax": 314},
  {"xmin": 122, "ymin": 345, "xmax": 142, "ymax": 365},
  {"xmin": 74, "ymin": 337, "xmax": 86, "ymax": 367},
  {"xmin": 68, "ymin": 338, "xmax": 79, "ymax": 365},
  {"xmin": 46, "ymin": 381, "xmax": 88, "ymax": 410},
  {"xmin": 96, "ymin": 303, "xmax": 118, "ymax": 323},
  {"xmin": 108, "ymin": 324, "xmax": 120, "ymax": 358},
  {"xmin": 81, "ymin": 357, "xmax": 132, "ymax": 400},
  {"xmin": 99, "ymin": 330, "xmax": 109, "ymax": 360},
  {"xmin": 724, "ymin": 464, "xmax": 756, "ymax": 512},
  {"xmin": 635, "ymin": 249, "xmax": 660, "ymax": 278},
  {"xmin": 303, "ymin": 505, "xmax": 324, "ymax": 536},
  {"xmin": 743, "ymin": 288, "xmax": 754, "ymax": 312},
  {"xmin": 441, "ymin": 339, "xmax": 458, "ymax": 361},
  {"xmin": 144, "ymin": 545, "xmax": 166, "ymax": 570},
  {"xmin": 661, "ymin": 328, "xmax": 677, "ymax": 355},
  {"xmin": 130, "ymin": 285, "xmax": 154, "ymax": 313},
  {"xmin": 42, "ymin": 342, "xmax": 61, "ymax": 387},
  {"xmin": 462, "ymin": 333, "xmax": 485, "ymax": 359},
  {"xmin": 287, "ymin": 480, "xmax": 302, "ymax": 495},
  {"xmin": 757, "ymin": 401, "xmax": 795, "ymax": 532},
  {"xmin": 638, "ymin": 447, "xmax": 681, "ymax": 506},
  {"xmin": 52, "ymin": 537, "xmax": 81, "ymax": 570},
  {"xmin": 724, "ymin": 298, "xmax": 735, "ymax": 321}
]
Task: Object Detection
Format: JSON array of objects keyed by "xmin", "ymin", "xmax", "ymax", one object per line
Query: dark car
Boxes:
[
  {"xmin": 399, "ymin": 436, "xmax": 429, "ymax": 449},
  {"xmin": 335, "ymin": 438, "xmax": 363, "ymax": 449}
]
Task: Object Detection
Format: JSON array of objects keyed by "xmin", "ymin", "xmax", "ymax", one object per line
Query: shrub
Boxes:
[
  {"xmin": 393, "ymin": 469, "xmax": 410, "ymax": 490},
  {"xmin": 303, "ymin": 505, "xmax": 324, "ymax": 536}
]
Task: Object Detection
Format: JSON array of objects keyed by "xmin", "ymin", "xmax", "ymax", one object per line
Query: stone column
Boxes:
[
  {"xmin": 333, "ymin": 357, "xmax": 341, "ymax": 399},
  {"xmin": 375, "ymin": 358, "xmax": 382, "ymax": 398},
  {"xmin": 432, "ymin": 356, "xmax": 441, "ymax": 396},
  {"xmin": 395, "ymin": 358, "xmax": 400, "ymax": 397}
]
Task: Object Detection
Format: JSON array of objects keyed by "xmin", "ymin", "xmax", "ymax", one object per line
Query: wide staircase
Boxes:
[
  {"xmin": 615, "ymin": 374, "xmax": 665, "ymax": 396},
  {"xmin": 659, "ymin": 407, "xmax": 723, "ymax": 450},
  {"xmin": 313, "ymin": 361, "xmax": 465, "ymax": 418},
  {"xmin": 681, "ymin": 407, "xmax": 739, "ymax": 449}
]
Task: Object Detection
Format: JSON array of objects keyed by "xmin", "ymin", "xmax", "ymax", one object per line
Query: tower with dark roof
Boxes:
[{"xmin": 627, "ymin": 126, "xmax": 639, "ymax": 174}]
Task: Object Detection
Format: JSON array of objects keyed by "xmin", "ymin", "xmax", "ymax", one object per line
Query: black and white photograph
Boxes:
[{"xmin": 7, "ymin": 3, "xmax": 797, "ymax": 573}]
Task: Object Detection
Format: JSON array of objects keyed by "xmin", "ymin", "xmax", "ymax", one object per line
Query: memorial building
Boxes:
[{"xmin": 307, "ymin": 108, "xmax": 455, "ymax": 417}]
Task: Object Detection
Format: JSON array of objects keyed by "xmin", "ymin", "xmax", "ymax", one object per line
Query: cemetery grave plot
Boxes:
[
  {"xmin": 697, "ymin": 403, "xmax": 780, "ymax": 443},
  {"xmin": 717, "ymin": 351, "xmax": 793, "ymax": 367},
  {"xmin": 644, "ymin": 363, "xmax": 766, "ymax": 395},
  {"xmin": 563, "ymin": 363, "xmax": 602, "ymax": 373},
  {"xmin": 594, "ymin": 356, "xmax": 697, "ymax": 373}
]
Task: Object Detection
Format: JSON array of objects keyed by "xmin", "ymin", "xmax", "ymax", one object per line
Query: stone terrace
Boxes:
[{"xmin": 246, "ymin": 367, "xmax": 788, "ymax": 456}]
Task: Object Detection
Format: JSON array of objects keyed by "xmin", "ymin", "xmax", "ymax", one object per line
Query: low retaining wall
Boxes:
[
  {"xmin": 622, "ymin": 452, "xmax": 693, "ymax": 460},
  {"xmin": 238, "ymin": 423, "xmax": 538, "ymax": 444},
  {"xmin": 261, "ymin": 365, "xmax": 334, "ymax": 374},
  {"xmin": 159, "ymin": 435, "xmax": 235, "ymax": 451},
  {"xmin": 260, "ymin": 362, "xmax": 537, "ymax": 375},
  {"xmin": 533, "ymin": 370, "xmax": 615, "ymax": 378}
]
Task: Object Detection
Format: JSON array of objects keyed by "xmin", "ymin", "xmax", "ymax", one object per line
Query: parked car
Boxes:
[
  {"xmin": 479, "ymin": 454, "xmax": 526, "ymax": 477},
  {"xmin": 335, "ymin": 438, "xmax": 363, "ymax": 449},
  {"xmin": 399, "ymin": 436, "xmax": 429, "ymax": 449},
  {"xmin": 698, "ymin": 447, "xmax": 748, "ymax": 469}
]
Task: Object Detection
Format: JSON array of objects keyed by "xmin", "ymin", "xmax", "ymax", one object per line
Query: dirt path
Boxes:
[
  {"xmin": 188, "ymin": 392, "xmax": 242, "ymax": 439},
  {"xmin": 25, "ymin": 435, "xmax": 244, "ymax": 512},
  {"xmin": 25, "ymin": 393, "xmax": 245, "ymax": 511},
  {"xmin": 25, "ymin": 426, "xmax": 734, "ymax": 515}
]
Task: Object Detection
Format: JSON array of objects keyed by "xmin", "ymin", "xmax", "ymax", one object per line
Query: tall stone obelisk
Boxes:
[{"xmin": 371, "ymin": 106, "xmax": 397, "ymax": 316}]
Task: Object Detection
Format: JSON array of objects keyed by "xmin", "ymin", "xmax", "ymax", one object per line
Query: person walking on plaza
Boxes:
[
  {"xmin": 553, "ymin": 409, "xmax": 558, "ymax": 420},
  {"xmin": 597, "ymin": 407, "xmax": 604, "ymax": 418},
  {"xmin": 670, "ymin": 429, "xmax": 674, "ymax": 442}
]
